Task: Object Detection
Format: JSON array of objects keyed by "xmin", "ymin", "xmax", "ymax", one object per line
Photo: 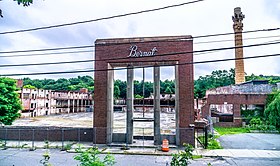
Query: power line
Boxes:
[
  {"xmin": 0, "ymin": 45, "xmax": 93, "ymax": 54},
  {"xmin": 1, "ymin": 27, "xmax": 280, "ymax": 55},
  {"xmin": 0, "ymin": 40, "xmax": 279, "ymax": 68},
  {"xmin": 194, "ymin": 28, "xmax": 280, "ymax": 39},
  {"xmin": 0, "ymin": 0, "xmax": 205, "ymax": 35},
  {"xmin": 0, "ymin": 59, "xmax": 93, "ymax": 68},
  {"xmin": 1, "ymin": 34, "xmax": 279, "ymax": 59},
  {"xmin": 1, "ymin": 40, "xmax": 280, "ymax": 67},
  {"xmin": 194, "ymin": 34, "xmax": 280, "ymax": 45},
  {"xmin": 0, "ymin": 40, "xmax": 279, "ymax": 70},
  {"xmin": 1, "ymin": 52, "xmax": 279, "ymax": 77},
  {"xmin": 0, "ymin": 50, "xmax": 93, "ymax": 58}
]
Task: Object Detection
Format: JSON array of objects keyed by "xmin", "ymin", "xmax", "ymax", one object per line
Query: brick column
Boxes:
[
  {"xmin": 233, "ymin": 7, "xmax": 245, "ymax": 84},
  {"xmin": 233, "ymin": 104, "xmax": 242, "ymax": 127}
]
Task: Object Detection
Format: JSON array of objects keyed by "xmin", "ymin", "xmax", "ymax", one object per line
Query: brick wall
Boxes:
[
  {"xmin": 94, "ymin": 35, "xmax": 194, "ymax": 145},
  {"xmin": 201, "ymin": 94, "xmax": 268, "ymax": 126}
]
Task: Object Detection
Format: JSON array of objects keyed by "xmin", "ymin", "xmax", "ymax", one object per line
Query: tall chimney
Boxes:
[{"xmin": 232, "ymin": 7, "xmax": 245, "ymax": 84}]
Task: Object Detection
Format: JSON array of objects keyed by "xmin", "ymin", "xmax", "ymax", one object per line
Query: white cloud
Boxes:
[{"xmin": 0, "ymin": 0, "xmax": 279, "ymax": 81}]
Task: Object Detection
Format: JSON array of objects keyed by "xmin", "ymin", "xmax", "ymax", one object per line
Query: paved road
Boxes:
[
  {"xmin": 1, "ymin": 148, "xmax": 280, "ymax": 166},
  {"xmin": 218, "ymin": 133, "xmax": 280, "ymax": 150}
]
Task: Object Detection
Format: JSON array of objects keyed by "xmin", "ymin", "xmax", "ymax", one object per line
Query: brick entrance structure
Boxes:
[{"xmin": 94, "ymin": 35, "xmax": 194, "ymax": 146}]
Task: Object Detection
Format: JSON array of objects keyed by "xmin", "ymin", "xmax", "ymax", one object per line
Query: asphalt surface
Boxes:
[
  {"xmin": 0, "ymin": 148, "xmax": 225, "ymax": 166},
  {"xmin": 1, "ymin": 148, "xmax": 280, "ymax": 166},
  {"xmin": 1, "ymin": 133, "xmax": 280, "ymax": 165},
  {"xmin": 218, "ymin": 133, "xmax": 280, "ymax": 150}
]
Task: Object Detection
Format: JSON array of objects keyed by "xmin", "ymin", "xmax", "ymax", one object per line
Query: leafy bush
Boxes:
[
  {"xmin": 171, "ymin": 143, "xmax": 193, "ymax": 166},
  {"xmin": 249, "ymin": 117, "xmax": 263, "ymax": 126},
  {"xmin": 248, "ymin": 117, "xmax": 277, "ymax": 131},
  {"xmin": 249, "ymin": 124, "xmax": 276, "ymax": 131},
  {"xmin": 74, "ymin": 145, "xmax": 115, "ymax": 166},
  {"xmin": 64, "ymin": 142, "xmax": 75, "ymax": 151},
  {"xmin": 264, "ymin": 91, "xmax": 280, "ymax": 131},
  {"xmin": 241, "ymin": 108, "xmax": 264, "ymax": 124}
]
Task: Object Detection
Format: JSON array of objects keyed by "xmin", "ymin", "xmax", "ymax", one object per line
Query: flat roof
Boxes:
[{"xmin": 95, "ymin": 35, "xmax": 192, "ymax": 45}]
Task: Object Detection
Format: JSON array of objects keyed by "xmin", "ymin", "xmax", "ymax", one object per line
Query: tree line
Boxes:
[{"xmin": 22, "ymin": 69, "xmax": 280, "ymax": 99}]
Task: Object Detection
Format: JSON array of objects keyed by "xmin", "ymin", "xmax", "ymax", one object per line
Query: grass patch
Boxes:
[
  {"xmin": 192, "ymin": 155, "xmax": 203, "ymax": 159},
  {"xmin": 214, "ymin": 127, "xmax": 250, "ymax": 136},
  {"xmin": 198, "ymin": 136, "xmax": 222, "ymax": 150},
  {"xmin": 207, "ymin": 139, "xmax": 222, "ymax": 150}
]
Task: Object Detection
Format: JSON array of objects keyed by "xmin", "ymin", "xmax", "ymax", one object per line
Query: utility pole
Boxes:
[{"xmin": 232, "ymin": 7, "xmax": 245, "ymax": 84}]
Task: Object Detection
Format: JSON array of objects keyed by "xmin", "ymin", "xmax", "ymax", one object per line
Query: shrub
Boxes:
[
  {"xmin": 265, "ymin": 91, "xmax": 280, "ymax": 131},
  {"xmin": 249, "ymin": 124, "xmax": 277, "ymax": 131},
  {"xmin": 248, "ymin": 117, "xmax": 277, "ymax": 131},
  {"xmin": 40, "ymin": 151, "xmax": 52, "ymax": 166},
  {"xmin": 74, "ymin": 146, "xmax": 115, "ymax": 166},
  {"xmin": 207, "ymin": 139, "xmax": 222, "ymax": 150},
  {"xmin": 64, "ymin": 142, "xmax": 75, "ymax": 151},
  {"xmin": 249, "ymin": 117, "xmax": 263, "ymax": 126},
  {"xmin": 171, "ymin": 143, "xmax": 193, "ymax": 166}
]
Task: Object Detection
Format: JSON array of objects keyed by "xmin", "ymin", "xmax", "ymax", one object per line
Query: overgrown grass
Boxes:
[
  {"xmin": 207, "ymin": 139, "xmax": 222, "ymax": 150},
  {"xmin": 198, "ymin": 136, "xmax": 222, "ymax": 150},
  {"xmin": 214, "ymin": 127, "xmax": 250, "ymax": 136},
  {"xmin": 192, "ymin": 155, "xmax": 203, "ymax": 159}
]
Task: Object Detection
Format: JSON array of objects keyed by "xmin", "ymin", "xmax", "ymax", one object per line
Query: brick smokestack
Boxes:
[{"xmin": 232, "ymin": 7, "xmax": 245, "ymax": 84}]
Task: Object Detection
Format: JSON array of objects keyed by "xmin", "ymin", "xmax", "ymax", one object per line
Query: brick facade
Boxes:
[
  {"xmin": 94, "ymin": 35, "xmax": 194, "ymax": 145},
  {"xmin": 201, "ymin": 94, "xmax": 268, "ymax": 127}
]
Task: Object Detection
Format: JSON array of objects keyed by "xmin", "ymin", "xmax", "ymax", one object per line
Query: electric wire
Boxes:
[
  {"xmin": 0, "ymin": 40, "xmax": 279, "ymax": 68},
  {"xmin": 0, "ymin": 0, "xmax": 205, "ymax": 35},
  {"xmin": 1, "ymin": 34, "xmax": 279, "ymax": 59},
  {"xmin": 1, "ymin": 52, "xmax": 279, "ymax": 77},
  {"xmin": 194, "ymin": 34, "xmax": 280, "ymax": 44},
  {"xmin": 0, "ymin": 50, "xmax": 93, "ymax": 58},
  {"xmin": 0, "ymin": 45, "xmax": 93, "ymax": 54},
  {"xmin": 1, "ymin": 27, "xmax": 279, "ymax": 55}
]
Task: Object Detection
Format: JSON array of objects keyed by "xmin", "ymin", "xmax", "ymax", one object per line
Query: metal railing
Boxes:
[
  {"xmin": 194, "ymin": 124, "xmax": 210, "ymax": 149},
  {"xmin": 0, "ymin": 126, "xmax": 197, "ymax": 150}
]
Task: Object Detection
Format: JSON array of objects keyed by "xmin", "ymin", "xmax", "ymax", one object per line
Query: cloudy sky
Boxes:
[{"xmin": 0, "ymin": 0, "xmax": 279, "ymax": 81}]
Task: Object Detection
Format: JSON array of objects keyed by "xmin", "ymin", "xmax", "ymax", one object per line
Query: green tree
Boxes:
[
  {"xmin": 1, "ymin": 0, "xmax": 33, "ymax": 18},
  {"xmin": 16, "ymin": 0, "xmax": 33, "ymax": 6},
  {"xmin": 160, "ymin": 80, "xmax": 175, "ymax": 94},
  {"xmin": 0, "ymin": 77, "xmax": 22, "ymax": 125},
  {"xmin": 264, "ymin": 91, "xmax": 280, "ymax": 130},
  {"xmin": 143, "ymin": 81, "xmax": 153, "ymax": 98},
  {"xmin": 246, "ymin": 74, "xmax": 280, "ymax": 84},
  {"xmin": 134, "ymin": 94, "xmax": 143, "ymax": 99},
  {"xmin": 194, "ymin": 69, "xmax": 235, "ymax": 98},
  {"xmin": 164, "ymin": 86, "xmax": 173, "ymax": 94},
  {"xmin": 23, "ymin": 84, "xmax": 36, "ymax": 89},
  {"xmin": 23, "ymin": 76, "xmax": 95, "ymax": 92},
  {"xmin": 114, "ymin": 85, "xmax": 120, "ymax": 99},
  {"xmin": 114, "ymin": 80, "xmax": 126, "ymax": 99}
]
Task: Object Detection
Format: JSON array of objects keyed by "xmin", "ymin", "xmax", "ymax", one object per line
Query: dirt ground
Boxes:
[{"xmin": 12, "ymin": 112, "xmax": 176, "ymax": 135}]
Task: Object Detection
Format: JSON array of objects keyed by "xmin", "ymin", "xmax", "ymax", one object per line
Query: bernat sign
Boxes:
[{"xmin": 128, "ymin": 45, "xmax": 157, "ymax": 57}]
